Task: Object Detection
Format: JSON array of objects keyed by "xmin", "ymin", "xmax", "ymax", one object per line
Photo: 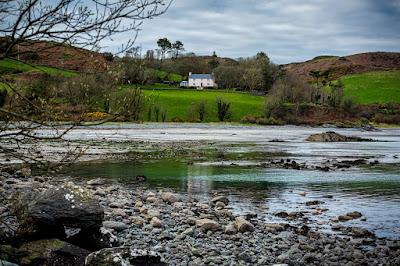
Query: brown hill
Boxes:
[
  {"xmin": 282, "ymin": 52, "xmax": 400, "ymax": 82},
  {"xmin": 1, "ymin": 38, "xmax": 110, "ymax": 72}
]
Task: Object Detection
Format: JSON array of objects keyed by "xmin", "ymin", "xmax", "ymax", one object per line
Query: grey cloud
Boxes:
[{"xmin": 103, "ymin": 0, "xmax": 400, "ymax": 64}]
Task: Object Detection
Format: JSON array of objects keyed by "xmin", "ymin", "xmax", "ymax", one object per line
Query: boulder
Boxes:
[
  {"xmin": 17, "ymin": 239, "xmax": 90, "ymax": 266},
  {"xmin": 13, "ymin": 184, "xmax": 104, "ymax": 249},
  {"xmin": 224, "ymin": 223, "xmax": 237, "ymax": 235},
  {"xmin": 211, "ymin": 196, "xmax": 229, "ymax": 206},
  {"xmin": 306, "ymin": 131, "xmax": 372, "ymax": 142},
  {"xmin": 85, "ymin": 247, "xmax": 166, "ymax": 266},
  {"xmin": 195, "ymin": 219, "xmax": 219, "ymax": 231},
  {"xmin": 235, "ymin": 217, "xmax": 255, "ymax": 233},
  {"xmin": 350, "ymin": 227, "xmax": 375, "ymax": 238},
  {"xmin": 161, "ymin": 192, "xmax": 180, "ymax": 204},
  {"xmin": 102, "ymin": 221, "xmax": 128, "ymax": 232},
  {"xmin": 346, "ymin": 211, "xmax": 363, "ymax": 219}
]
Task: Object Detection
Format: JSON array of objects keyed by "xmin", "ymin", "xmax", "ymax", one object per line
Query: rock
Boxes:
[
  {"xmin": 187, "ymin": 217, "xmax": 197, "ymax": 226},
  {"xmin": 94, "ymin": 188, "xmax": 106, "ymax": 196},
  {"xmin": 306, "ymin": 131, "xmax": 372, "ymax": 142},
  {"xmin": 131, "ymin": 216, "xmax": 146, "ymax": 227},
  {"xmin": 85, "ymin": 247, "xmax": 166, "ymax": 266},
  {"xmin": 146, "ymin": 197, "xmax": 157, "ymax": 203},
  {"xmin": 350, "ymin": 227, "xmax": 375, "ymax": 238},
  {"xmin": 235, "ymin": 217, "xmax": 255, "ymax": 233},
  {"xmin": 275, "ymin": 211, "xmax": 289, "ymax": 218},
  {"xmin": 176, "ymin": 227, "xmax": 195, "ymax": 240},
  {"xmin": 265, "ymin": 223, "xmax": 285, "ymax": 233},
  {"xmin": 211, "ymin": 196, "xmax": 229, "ymax": 205},
  {"xmin": 215, "ymin": 201, "xmax": 226, "ymax": 208},
  {"xmin": 306, "ymin": 200, "xmax": 323, "ymax": 206},
  {"xmin": 135, "ymin": 175, "xmax": 147, "ymax": 181},
  {"xmin": 195, "ymin": 219, "xmax": 220, "ymax": 231},
  {"xmin": 103, "ymin": 221, "xmax": 128, "ymax": 232},
  {"xmin": 0, "ymin": 260, "xmax": 18, "ymax": 266},
  {"xmin": 134, "ymin": 201, "xmax": 143, "ymax": 208},
  {"xmin": 224, "ymin": 222, "xmax": 237, "ymax": 235},
  {"xmin": 161, "ymin": 192, "xmax": 180, "ymax": 204},
  {"xmin": 338, "ymin": 215, "xmax": 353, "ymax": 222},
  {"xmin": 147, "ymin": 191, "xmax": 156, "ymax": 198},
  {"xmin": 87, "ymin": 178, "xmax": 106, "ymax": 186},
  {"xmin": 112, "ymin": 209, "xmax": 128, "ymax": 218},
  {"xmin": 14, "ymin": 184, "xmax": 104, "ymax": 240},
  {"xmin": 150, "ymin": 217, "xmax": 162, "ymax": 228},
  {"xmin": 147, "ymin": 209, "xmax": 161, "ymax": 219},
  {"xmin": 298, "ymin": 191, "xmax": 307, "ymax": 197},
  {"xmin": 18, "ymin": 239, "xmax": 90, "ymax": 266},
  {"xmin": 346, "ymin": 211, "xmax": 363, "ymax": 219}
]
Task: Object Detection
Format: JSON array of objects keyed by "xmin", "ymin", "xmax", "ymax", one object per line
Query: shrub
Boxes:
[
  {"xmin": 56, "ymin": 73, "xmax": 117, "ymax": 106},
  {"xmin": 341, "ymin": 96, "xmax": 356, "ymax": 113},
  {"xmin": 216, "ymin": 97, "xmax": 231, "ymax": 122},
  {"xmin": 198, "ymin": 101, "xmax": 206, "ymax": 122},
  {"xmin": 0, "ymin": 89, "xmax": 7, "ymax": 108},
  {"xmin": 116, "ymin": 88, "xmax": 145, "ymax": 121}
]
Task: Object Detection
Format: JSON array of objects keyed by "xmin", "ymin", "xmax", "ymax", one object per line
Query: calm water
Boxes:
[{"xmin": 58, "ymin": 124, "xmax": 400, "ymax": 239}]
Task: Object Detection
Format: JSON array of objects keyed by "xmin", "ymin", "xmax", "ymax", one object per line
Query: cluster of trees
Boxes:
[{"xmin": 214, "ymin": 52, "xmax": 280, "ymax": 93}]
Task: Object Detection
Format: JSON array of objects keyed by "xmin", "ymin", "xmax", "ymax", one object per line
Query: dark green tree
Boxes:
[
  {"xmin": 208, "ymin": 51, "xmax": 220, "ymax": 70},
  {"xmin": 157, "ymin": 38, "xmax": 172, "ymax": 62}
]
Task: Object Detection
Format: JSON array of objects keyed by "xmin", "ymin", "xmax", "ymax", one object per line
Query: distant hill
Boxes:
[
  {"xmin": 282, "ymin": 52, "xmax": 400, "ymax": 82},
  {"xmin": 0, "ymin": 38, "xmax": 110, "ymax": 73}
]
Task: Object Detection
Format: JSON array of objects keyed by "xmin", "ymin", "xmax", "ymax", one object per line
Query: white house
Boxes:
[{"xmin": 184, "ymin": 72, "xmax": 216, "ymax": 89}]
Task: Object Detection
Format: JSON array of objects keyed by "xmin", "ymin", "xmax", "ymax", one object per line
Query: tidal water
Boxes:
[{"xmin": 55, "ymin": 123, "xmax": 400, "ymax": 239}]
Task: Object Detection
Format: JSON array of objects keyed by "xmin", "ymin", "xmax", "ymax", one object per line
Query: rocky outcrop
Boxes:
[
  {"xmin": 85, "ymin": 247, "xmax": 166, "ymax": 266},
  {"xmin": 17, "ymin": 239, "xmax": 90, "ymax": 266},
  {"xmin": 12, "ymin": 182, "xmax": 107, "ymax": 251},
  {"xmin": 306, "ymin": 131, "xmax": 372, "ymax": 142}
]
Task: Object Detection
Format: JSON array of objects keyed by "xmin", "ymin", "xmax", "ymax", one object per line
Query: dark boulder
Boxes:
[
  {"xmin": 306, "ymin": 131, "xmax": 372, "ymax": 142},
  {"xmin": 17, "ymin": 239, "xmax": 90, "ymax": 266},
  {"xmin": 13, "ymin": 183, "xmax": 104, "ymax": 250},
  {"xmin": 85, "ymin": 247, "xmax": 166, "ymax": 266}
]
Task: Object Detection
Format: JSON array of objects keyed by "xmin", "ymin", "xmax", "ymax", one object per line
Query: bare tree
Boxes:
[
  {"xmin": 0, "ymin": 0, "xmax": 172, "ymax": 167},
  {"xmin": 0, "ymin": 0, "xmax": 172, "ymax": 58}
]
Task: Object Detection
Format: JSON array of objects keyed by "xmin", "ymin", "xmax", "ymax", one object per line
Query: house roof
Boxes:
[{"xmin": 189, "ymin": 74, "xmax": 213, "ymax": 79}]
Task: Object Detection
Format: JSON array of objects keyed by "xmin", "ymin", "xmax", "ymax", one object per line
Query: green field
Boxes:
[
  {"xmin": 341, "ymin": 70, "xmax": 400, "ymax": 104},
  {"xmin": 137, "ymin": 88, "xmax": 264, "ymax": 122},
  {"xmin": 0, "ymin": 58, "xmax": 76, "ymax": 77}
]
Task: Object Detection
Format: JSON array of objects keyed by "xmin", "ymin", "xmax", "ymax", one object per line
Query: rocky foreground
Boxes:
[{"xmin": 1, "ymin": 167, "xmax": 400, "ymax": 266}]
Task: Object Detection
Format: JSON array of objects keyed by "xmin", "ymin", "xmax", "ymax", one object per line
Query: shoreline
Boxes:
[{"xmin": 1, "ymin": 170, "xmax": 400, "ymax": 265}]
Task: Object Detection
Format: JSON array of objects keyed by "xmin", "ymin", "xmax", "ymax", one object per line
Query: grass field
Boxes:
[
  {"xmin": 0, "ymin": 58, "xmax": 76, "ymax": 77},
  {"xmin": 134, "ymin": 88, "xmax": 265, "ymax": 122},
  {"xmin": 341, "ymin": 70, "xmax": 400, "ymax": 104}
]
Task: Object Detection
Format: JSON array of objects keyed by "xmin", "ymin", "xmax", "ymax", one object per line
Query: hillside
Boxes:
[
  {"xmin": 0, "ymin": 38, "xmax": 110, "ymax": 73},
  {"xmin": 341, "ymin": 70, "xmax": 400, "ymax": 104},
  {"xmin": 282, "ymin": 52, "xmax": 400, "ymax": 82}
]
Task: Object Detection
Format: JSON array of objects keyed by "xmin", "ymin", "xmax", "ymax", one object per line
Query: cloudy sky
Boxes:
[{"xmin": 111, "ymin": 0, "xmax": 400, "ymax": 64}]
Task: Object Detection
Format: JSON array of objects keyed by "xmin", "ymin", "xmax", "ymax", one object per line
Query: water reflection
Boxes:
[{"xmin": 64, "ymin": 159, "xmax": 400, "ymax": 239}]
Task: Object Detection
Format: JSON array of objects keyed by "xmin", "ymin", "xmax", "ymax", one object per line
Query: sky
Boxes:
[{"xmin": 107, "ymin": 0, "xmax": 400, "ymax": 64}]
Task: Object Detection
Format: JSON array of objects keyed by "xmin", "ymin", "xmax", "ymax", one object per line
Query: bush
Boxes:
[
  {"xmin": 0, "ymin": 88, "xmax": 7, "ymax": 108},
  {"xmin": 216, "ymin": 97, "xmax": 231, "ymax": 122},
  {"xmin": 56, "ymin": 73, "xmax": 117, "ymax": 106},
  {"xmin": 341, "ymin": 96, "xmax": 356, "ymax": 113},
  {"xmin": 114, "ymin": 88, "xmax": 144, "ymax": 121}
]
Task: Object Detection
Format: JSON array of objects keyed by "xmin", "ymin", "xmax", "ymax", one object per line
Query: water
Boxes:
[{"xmin": 49, "ymin": 124, "xmax": 400, "ymax": 238}]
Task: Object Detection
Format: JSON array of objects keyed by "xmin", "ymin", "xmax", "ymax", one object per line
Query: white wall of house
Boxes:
[{"xmin": 188, "ymin": 78, "xmax": 215, "ymax": 88}]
